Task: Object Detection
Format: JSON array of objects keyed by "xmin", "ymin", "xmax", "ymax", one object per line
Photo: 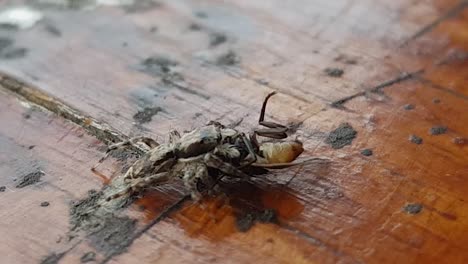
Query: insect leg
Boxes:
[
  {"xmin": 204, "ymin": 153, "xmax": 250, "ymax": 179},
  {"xmin": 251, "ymin": 157, "xmax": 330, "ymax": 169},
  {"xmin": 239, "ymin": 133, "xmax": 258, "ymax": 168},
  {"xmin": 252, "ymin": 91, "xmax": 289, "ymax": 140}
]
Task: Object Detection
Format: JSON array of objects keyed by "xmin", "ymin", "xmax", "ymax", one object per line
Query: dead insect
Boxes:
[{"xmin": 94, "ymin": 92, "xmax": 314, "ymax": 203}]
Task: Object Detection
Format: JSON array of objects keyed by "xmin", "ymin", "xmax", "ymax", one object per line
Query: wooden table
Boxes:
[{"xmin": 0, "ymin": 0, "xmax": 467, "ymax": 263}]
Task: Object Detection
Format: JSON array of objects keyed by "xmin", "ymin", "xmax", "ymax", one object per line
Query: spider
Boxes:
[{"xmin": 94, "ymin": 92, "xmax": 310, "ymax": 203}]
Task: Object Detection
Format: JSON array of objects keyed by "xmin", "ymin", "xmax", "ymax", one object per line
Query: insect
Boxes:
[{"xmin": 95, "ymin": 92, "xmax": 312, "ymax": 203}]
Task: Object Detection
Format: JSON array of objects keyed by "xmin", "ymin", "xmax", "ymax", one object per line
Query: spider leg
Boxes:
[
  {"xmin": 204, "ymin": 153, "xmax": 250, "ymax": 179},
  {"xmin": 106, "ymin": 172, "xmax": 170, "ymax": 201},
  {"xmin": 169, "ymin": 130, "xmax": 181, "ymax": 144},
  {"xmin": 124, "ymin": 157, "xmax": 177, "ymax": 181},
  {"xmin": 182, "ymin": 167, "xmax": 203, "ymax": 202},
  {"xmin": 91, "ymin": 136, "xmax": 158, "ymax": 172}
]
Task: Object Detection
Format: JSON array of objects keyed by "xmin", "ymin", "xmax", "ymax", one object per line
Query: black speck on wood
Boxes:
[
  {"xmin": 324, "ymin": 68, "xmax": 344, "ymax": 77},
  {"xmin": 141, "ymin": 56, "xmax": 178, "ymax": 75},
  {"xmin": 216, "ymin": 51, "xmax": 240, "ymax": 66},
  {"xmin": 360, "ymin": 149, "xmax": 373, "ymax": 156},
  {"xmin": 326, "ymin": 123, "xmax": 357, "ymax": 149},
  {"xmin": 403, "ymin": 104, "xmax": 415, "ymax": 110},
  {"xmin": 409, "ymin": 134, "xmax": 423, "ymax": 145},
  {"xmin": 210, "ymin": 32, "xmax": 227, "ymax": 47},
  {"xmin": 429, "ymin": 126, "xmax": 447, "ymax": 135},
  {"xmin": 403, "ymin": 203, "xmax": 423, "ymax": 214},
  {"xmin": 133, "ymin": 107, "xmax": 163, "ymax": 124}
]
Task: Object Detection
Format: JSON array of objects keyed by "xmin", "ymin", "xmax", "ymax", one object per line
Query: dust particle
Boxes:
[
  {"xmin": 41, "ymin": 201, "xmax": 50, "ymax": 207},
  {"xmin": 195, "ymin": 11, "xmax": 208, "ymax": 18},
  {"xmin": 40, "ymin": 252, "xmax": 65, "ymax": 264},
  {"xmin": 453, "ymin": 137, "xmax": 467, "ymax": 146},
  {"xmin": 324, "ymin": 68, "xmax": 344, "ymax": 77},
  {"xmin": 16, "ymin": 170, "xmax": 44, "ymax": 188},
  {"xmin": 133, "ymin": 106, "xmax": 163, "ymax": 124},
  {"xmin": 209, "ymin": 32, "xmax": 227, "ymax": 46},
  {"xmin": 141, "ymin": 56, "xmax": 178, "ymax": 76},
  {"xmin": 0, "ymin": 24, "xmax": 18, "ymax": 30},
  {"xmin": 403, "ymin": 104, "xmax": 414, "ymax": 110},
  {"xmin": 149, "ymin": 26, "xmax": 158, "ymax": 33},
  {"xmin": 403, "ymin": 203, "xmax": 423, "ymax": 214},
  {"xmin": 44, "ymin": 24, "xmax": 62, "ymax": 37},
  {"xmin": 0, "ymin": 186, "xmax": 5, "ymax": 192},
  {"xmin": 1, "ymin": 47, "xmax": 28, "ymax": 59},
  {"xmin": 429, "ymin": 126, "xmax": 447, "ymax": 135},
  {"xmin": 334, "ymin": 55, "xmax": 357, "ymax": 65},
  {"xmin": 256, "ymin": 79, "xmax": 269, "ymax": 85},
  {"xmin": 189, "ymin": 23, "xmax": 202, "ymax": 31},
  {"xmin": 360, "ymin": 149, "xmax": 373, "ymax": 156},
  {"xmin": 409, "ymin": 134, "xmax": 423, "ymax": 145},
  {"xmin": 80, "ymin": 251, "xmax": 96, "ymax": 263},
  {"xmin": 216, "ymin": 51, "xmax": 240, "ymax": 66},
  {"xmin": 124, "ymin": 0, "xmax": 162, "ymax": 13},
  {"xmin": 0, "ymin": 37, "xmax": 12, "ymax": 51},
  {"xmin": 432, "ymin": 98, "xmax": 441, "ymax": 104},
  {"xmin": 326, "ymin": 123, "xmax": 357, "ymax": 149},
  {"xmin": 28, "ymin": 145, "xmax": 36, "ymax": 150}
]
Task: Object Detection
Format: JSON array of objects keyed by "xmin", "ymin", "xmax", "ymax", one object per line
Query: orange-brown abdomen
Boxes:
[{"xmin": 259, "ymin": 141, "xmax": 304, "ymax": 164}]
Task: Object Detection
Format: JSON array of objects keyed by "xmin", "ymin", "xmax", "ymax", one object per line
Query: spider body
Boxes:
[{"xmin": 98, "ymin": 92, "xmax": 310, "ymax": 202}]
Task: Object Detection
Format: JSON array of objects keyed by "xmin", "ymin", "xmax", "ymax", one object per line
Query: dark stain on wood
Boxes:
[
  {"xmin": 326, "ymin": 123, "xmax": 357, "ymax": 149},
  {"xmin": 133, "ymin": 106, "xmax": 164, "ymax": 124},
  {"xmin": 16, "ymin": 170, "xmax": 44, "ymax": 188}
]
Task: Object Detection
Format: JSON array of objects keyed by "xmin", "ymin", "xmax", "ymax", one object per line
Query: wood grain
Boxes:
[{"xmin": 0, "ymin": 0, "xmax": 467, "ymax": 263}]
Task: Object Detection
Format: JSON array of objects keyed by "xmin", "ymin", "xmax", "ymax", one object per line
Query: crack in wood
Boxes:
[
  {"xmin": 400, "ymin": 0, "xmax": 468, "ymax": 47},
  {"xmin": 418, "ymin": 77, "xmax": 468, "ymax": 101},
  {"xmin": 331, "ymin": 70, "xmax": 423, "ymax": 109},
  {"xmin": 280, "ymin": 223, "xmax": 356, "ymax": 261},
  {"xmin": 0, "ymin": 74, "xmax": 127, "ymax": 145}
]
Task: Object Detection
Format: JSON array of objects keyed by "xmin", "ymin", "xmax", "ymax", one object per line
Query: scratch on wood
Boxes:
[
  {"xmin": 280, "ymin": 223, "xmax": 353, "ymax": 261},
  {"xmin": 418, "ymin": 77, "xmax": 468, "ymax": 101},
  {"xmin": 0, "ymin": 74, "xmax": 128, "ymax": 145},
  {"xmin": 331, "ymin": 70, "xmax": 423, "ymax": 109},
  {"xmin": 400, "ymin": 0, "xmax": 468, "ymax": 46}
]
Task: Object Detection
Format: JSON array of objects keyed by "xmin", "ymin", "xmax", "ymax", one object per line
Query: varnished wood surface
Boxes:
[{"xmin": 0, "ymin": 0, "xmax": 467, "ymax": 263}]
